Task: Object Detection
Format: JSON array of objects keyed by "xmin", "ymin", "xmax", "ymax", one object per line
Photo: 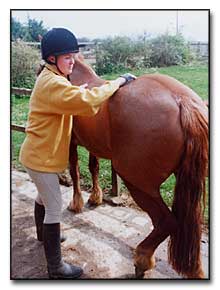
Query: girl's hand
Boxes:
[
  {"xmin": 117, "ymin": 73, "xmax": 137, "ymax": 87},
  {"xmin": 79, "ymin": 83, "xmax": 88, "ymax": 91}
]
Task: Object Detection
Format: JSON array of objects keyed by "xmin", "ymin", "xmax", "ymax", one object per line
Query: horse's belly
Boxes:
[
  {"xmin": 74, "ymin": 131, "xmax": 112, "ymax": 159},
  {"xmin": 73, "ymin": 105, "xmax": 112, "ymax": 159}
]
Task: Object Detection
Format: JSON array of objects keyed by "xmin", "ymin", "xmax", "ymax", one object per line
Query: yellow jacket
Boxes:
[{"xmin": 19, "ymin": 63, "xmax": 120, "ymax": 172}]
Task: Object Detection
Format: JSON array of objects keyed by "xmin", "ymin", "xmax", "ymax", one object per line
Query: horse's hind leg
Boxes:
[
  {"xmin": 68, "ymin": 138, "xmax": 84, "ymax": 213},
  {"xmin": 124, "ymin": 181, "xmax": 178, "ymax": 278},
  {"xmin": 87, "ymin": 153, "xmax": 103, "ymax": 206}
]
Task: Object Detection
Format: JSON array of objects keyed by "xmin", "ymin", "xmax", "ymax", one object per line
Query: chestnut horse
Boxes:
[{"xmin": 68, "ymin": 54, "xmax": 208, "ymax": 279}]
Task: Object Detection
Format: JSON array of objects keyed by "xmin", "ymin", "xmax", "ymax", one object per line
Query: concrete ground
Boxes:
[{"xmin": 11, "ymin": 169, "xmax": 209, "ymax": 280}]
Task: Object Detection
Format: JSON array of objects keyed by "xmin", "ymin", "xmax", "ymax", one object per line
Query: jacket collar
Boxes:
[{"xmin": 45, "ymin": 63, "xmax": 66, "ymax": 78}]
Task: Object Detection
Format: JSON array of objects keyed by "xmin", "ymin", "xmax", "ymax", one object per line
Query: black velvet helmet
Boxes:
[{"xmin": 41, "ymin": 28, "xmax": 84, "ymax": 61}]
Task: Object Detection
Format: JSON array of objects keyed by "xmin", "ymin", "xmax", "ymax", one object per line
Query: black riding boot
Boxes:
[
  {"xmin": 34, "ymin": 201, "xmax": 45, "ymax": 241},
  {"xmin": 34, "ymin": 202, "xmax": 66, "ymax": 242},
  {"xmin": 43, "ymin": 223, "xmax": 83, "ymax": 279}
]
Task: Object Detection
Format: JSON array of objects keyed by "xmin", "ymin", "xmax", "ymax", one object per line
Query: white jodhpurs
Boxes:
[{"xmin": 25, "ymin": 167, "xmax": 62, "ymax": 224}]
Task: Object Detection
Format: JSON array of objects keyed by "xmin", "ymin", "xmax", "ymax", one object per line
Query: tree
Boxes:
[
  {"xmin": 11, "ymin": 17, "xmax": 48, "ymax": 42},
  {"xmin": 26, "ymin": 17, "xmax": 48, "ymax": 42},
  {"xmin": 11, "ymin": 18, "xmax": 26, "ymax": 41}
]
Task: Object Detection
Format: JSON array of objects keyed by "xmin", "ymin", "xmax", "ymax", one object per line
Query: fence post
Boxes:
[{"xmin": 111, "ymin": 164, "xmax": 121, "ymax": 196}]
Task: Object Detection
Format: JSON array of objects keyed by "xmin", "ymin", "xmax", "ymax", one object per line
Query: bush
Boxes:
[
  {"xmin": 11, "ymin": 40, "xmax": 40, "ymax": 88},
  {"xmin": 95, "ymin": 36, "xmax": 150, "ymax": 74},
  {"xmin": 95, "ymin": 36, "xmax": 131, "ymax": 74},
  {"xmin": 94, "ymin": 33, "xmax": 194, "ymax": 74},
  {"xmin": 148, "ymin": 33, "xmax": 193, "ymax": 67}
]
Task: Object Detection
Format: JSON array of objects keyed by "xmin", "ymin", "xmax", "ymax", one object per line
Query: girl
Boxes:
[{"xmin": 19, "ymin": 27, "xmax": 135, "ymax": 279}]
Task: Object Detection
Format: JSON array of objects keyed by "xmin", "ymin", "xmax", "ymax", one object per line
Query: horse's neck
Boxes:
[{"xmin": 70, "ymin": 58, "xmax": 105, "ymax": 89}]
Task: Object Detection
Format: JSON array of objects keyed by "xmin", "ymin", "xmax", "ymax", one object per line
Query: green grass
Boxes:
[
  {"xmin": 103, "ymin": 64, "xmax": 208, "ymax": 100},
  {"xmin": 11, "ymin": 96, "xmax": 29, "ymax": 170},
  {"xmin": 11, "ymin": 64, "xmax": 209, "ymax": 222},
  {"xmin": 160, "ymin": 174, "xmax": 176, "ymax": 207},
  {"xmin": 77, "ymin": 146, "xmax": 113, "ymax": 191}
]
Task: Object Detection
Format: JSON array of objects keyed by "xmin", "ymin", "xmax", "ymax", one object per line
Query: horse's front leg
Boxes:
[
  {"xmin": 68, "ymin": 137, "xmax": 84, "ymax": 213},
  {"xmin": 87, "ymin": 153, "xmax": 103, "ymax": 206}
]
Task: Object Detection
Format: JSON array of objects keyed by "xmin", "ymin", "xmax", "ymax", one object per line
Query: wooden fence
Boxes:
[
  {"xmin": 189, "ymin": 41, "xmax": 208, "ymax": 59},
  {"xmin": 12, "ymin": 87, "xmax": 121, "ymax": 196},
  {"xmin": 21, "ymin": 40, "xmax": 209, "ymax": 65},
  {"xmin": 12, "ymin": 87, "xmax": 32, "ymax": 96}
]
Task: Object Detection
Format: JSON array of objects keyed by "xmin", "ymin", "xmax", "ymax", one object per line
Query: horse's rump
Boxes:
[{"xmin": 108, "ymin": 74, "xmax": 185, "ymax": 193}]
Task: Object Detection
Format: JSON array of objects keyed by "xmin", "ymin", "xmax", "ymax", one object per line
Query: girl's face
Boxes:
[
  {"xmin": 48, "ymin": 53, "xmax": 76, "ymax": 77},
  {"xmin": 57, "ymin": 53, "xmax": 76, "ymax": 77}
]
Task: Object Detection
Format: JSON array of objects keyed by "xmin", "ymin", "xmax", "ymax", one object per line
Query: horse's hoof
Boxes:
[
  {"xmin": 135, "ymin": 266, "xmax": 145, "ymax": 279},
  {"xmin": 85, "ymin": 201, "xmax": 97, "ymax": 209},
  {"xmin": 67, "ymin": 202, "xmax": 82, "ymax": 214},
  {"xmin": 87, "ymin": 200, "xmax": 99, "ymax": 207},
  {"xmin": 87, "ymin": 198, "xmax": 102, "ymax": 207},
  {"xmin": 88, "ymin": 189, "xmax": 103, "ymax": 207}
]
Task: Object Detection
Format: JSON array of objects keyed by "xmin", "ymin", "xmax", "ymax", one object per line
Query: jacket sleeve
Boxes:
[{"xmin": 47, "ymin": 76, "xmax": 121, "ymax": 116}]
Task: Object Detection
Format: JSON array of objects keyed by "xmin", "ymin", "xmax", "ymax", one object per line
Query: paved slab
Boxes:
[{"xmin": 11, "ymin": 170, "xmax": 209, "ymax": 279}]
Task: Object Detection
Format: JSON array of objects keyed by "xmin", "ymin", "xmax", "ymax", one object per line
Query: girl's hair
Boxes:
[
  {"xmin": 36, "ymin": 58, "xmax": 56, "ymax": 76},
  {"xmin": 37, "ymin": 64, "xmax": 45, "ymax": 76}
]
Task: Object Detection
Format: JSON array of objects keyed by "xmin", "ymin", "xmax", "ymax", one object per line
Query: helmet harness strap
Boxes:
[{"xmin": 46, "ymin": 55, "xmax": 67, "ymax": 77}]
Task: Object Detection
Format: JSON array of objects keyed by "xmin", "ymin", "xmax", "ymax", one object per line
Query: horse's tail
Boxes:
[{"xmin": 168, "ymin": 96, "xmax": 208, "ymax": 278}]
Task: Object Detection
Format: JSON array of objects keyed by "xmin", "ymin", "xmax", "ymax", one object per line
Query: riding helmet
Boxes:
[{"xmin": 41, "ymin": 28, "xmax": 85, "ymax": 60}]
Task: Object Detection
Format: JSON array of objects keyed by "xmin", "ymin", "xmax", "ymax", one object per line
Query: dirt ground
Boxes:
[{"xmin": 11, "ymin": 170, "xmax": 209, "ymax": 280}]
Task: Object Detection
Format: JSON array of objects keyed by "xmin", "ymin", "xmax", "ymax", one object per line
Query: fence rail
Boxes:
[
  {"xmin": 11, "ymin": 124, "xmax": 26, "ymax": 133},
  {"xmin": 21, "ymin": 40, "xmax": 209, "ymax": 62},
  {"xmin": 189, "ymin": 41, "xmax": 208, "ymax": 58},
  {"xmin": 12, "ymin": 87, "xmax": 32, "ymax": 96}
]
